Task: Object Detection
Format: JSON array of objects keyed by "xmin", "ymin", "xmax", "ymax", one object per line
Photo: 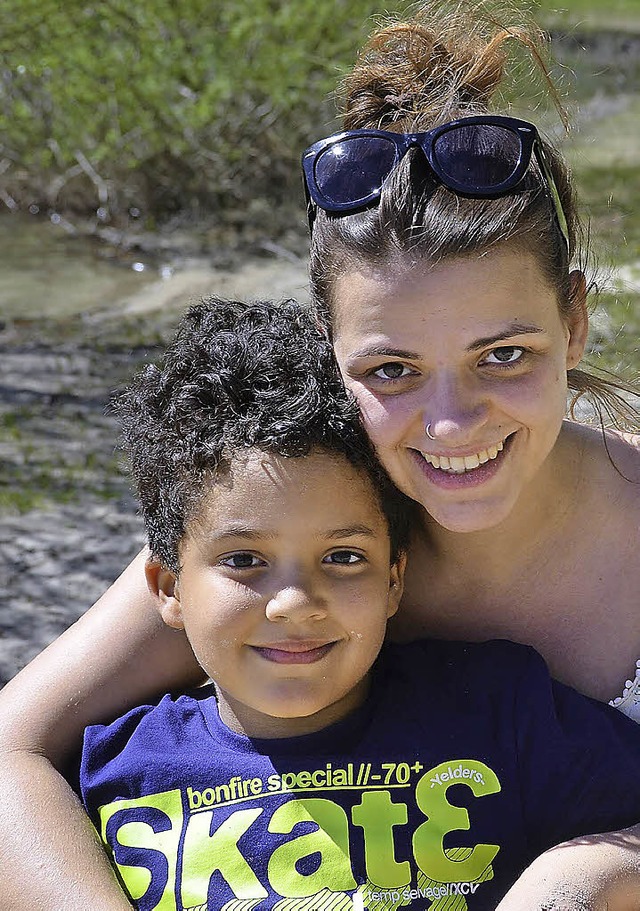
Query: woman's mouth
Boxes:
[
  {"xmin": 421, "ymin": 439, "xmax": 504, "ymax": 473},
  {"xmin": 251, "ymin": 642, "xmax": 336, "ymax": 665},
  {"xmin": 412, "ymin": 433, "xmax": 514, "ymax": 487}
]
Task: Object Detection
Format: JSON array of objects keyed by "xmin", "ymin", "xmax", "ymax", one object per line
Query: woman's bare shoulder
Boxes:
[
  {"xmin": 568, "ymin": 421, "xmax": 640, "ymax": 487},
  {"xmin": 601, "ymin": 427, "xmax": 640, "ymax": 482},
  {"xmin": 560, "ymin": 422, "xmax": 640, "ymax": 553},
  {"xmin": 611, "ymin": 430, "xmax": 640, "ymax": 451}
]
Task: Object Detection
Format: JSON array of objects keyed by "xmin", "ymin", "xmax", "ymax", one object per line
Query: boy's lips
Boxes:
[{"xmin": 251, "ymin": 641, "xmax": 337, "ymax": 664}]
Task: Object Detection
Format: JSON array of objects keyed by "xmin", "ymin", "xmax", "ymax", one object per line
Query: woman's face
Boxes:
[{"xmin": 332, "ymin": 246, "xmax": 588, "ymax": 533}]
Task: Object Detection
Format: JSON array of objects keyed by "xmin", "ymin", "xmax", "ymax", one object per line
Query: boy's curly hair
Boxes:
[{"xmin": 113, "ymin": 297, "xmax": 411, "ymax": 572}]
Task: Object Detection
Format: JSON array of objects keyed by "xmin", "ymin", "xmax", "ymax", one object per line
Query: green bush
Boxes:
[
  {"xmin": 0, "ymin": 0, "xmax": 405, "ymax": 230},
  {"xmin": 3, "ymin": 0, "xmax": 636, "ymax": 234}
]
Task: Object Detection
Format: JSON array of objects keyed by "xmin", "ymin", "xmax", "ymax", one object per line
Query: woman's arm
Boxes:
[
  {"xmin": 0, "ymin": 549, "xmax": 204, "ymax": 910},
  {"xmin": 0, "ymin": 752, "xmax": 133, "ymax": 910},
  {"xmin": 495, "ymin": 828, "xmax": 640, "ymax": 910}
]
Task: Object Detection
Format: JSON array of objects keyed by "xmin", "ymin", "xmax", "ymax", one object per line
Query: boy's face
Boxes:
[{"xmin": 149, "ymin": 449, "xmax": 404, "ymax": 739}]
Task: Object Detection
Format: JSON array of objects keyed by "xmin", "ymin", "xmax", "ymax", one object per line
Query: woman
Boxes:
[{"xmin": 1, "ymin": 3, "xmax": 639, "ymax": 909}]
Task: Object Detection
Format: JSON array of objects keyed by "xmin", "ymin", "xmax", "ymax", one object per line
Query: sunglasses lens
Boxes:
[
  {"xmin": 433, "ymin": 124, "xmax": 522, "ymax": 191},
  {"xmin": 314, "ymin": 137, "xmax": 397, "ymax": 208}
]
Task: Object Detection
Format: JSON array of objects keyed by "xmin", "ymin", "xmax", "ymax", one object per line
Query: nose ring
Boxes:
[{"xmin": 425, "ymin": 423, "xmax": 436, "ymax": 441}]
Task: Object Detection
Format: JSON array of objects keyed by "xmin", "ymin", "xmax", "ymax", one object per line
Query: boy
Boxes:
[{"xmin": 81, "ymin": 298, "xmax": 640, "ymax": 911}]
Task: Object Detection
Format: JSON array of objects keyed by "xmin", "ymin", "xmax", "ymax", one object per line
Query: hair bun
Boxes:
[{"xmin": 340, "ymin": 2, "xmax": 550, "ymax": 131}]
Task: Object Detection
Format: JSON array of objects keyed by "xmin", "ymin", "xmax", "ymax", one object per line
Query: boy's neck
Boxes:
[{"xmin": 215, "ymin": 673, "xmax": 373, "ymax": 740}]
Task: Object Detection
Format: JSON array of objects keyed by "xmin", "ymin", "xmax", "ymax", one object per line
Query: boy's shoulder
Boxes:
[
  {"xmin": 367, "ymin": 637, "xmax": 549, "ymax": 735},
  {"xmin": 81, "ymin": 639, "xmax": 541, "ymax": 766},
  {"xmin": 385, "ymin": 637, "xmax": 543, "ymax": 690},
  {"xmin": 384, "ymin": 637, "xmax": 638, "ymax": 743},
  {"xmin": 82, "ymin": 684, "xmax": 217, "ymax": 768}
]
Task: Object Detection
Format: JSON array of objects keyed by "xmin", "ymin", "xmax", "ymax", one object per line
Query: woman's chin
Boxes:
[
  {"xmin": 398, "ymin": 449, "xmax": 521, "ymax": 534},
  {"xmin": 421, "ymin": 498, "xmax": 516, "ymax": 535}
]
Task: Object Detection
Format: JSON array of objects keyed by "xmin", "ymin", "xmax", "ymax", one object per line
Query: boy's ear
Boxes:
[
  {"xmin": 145, "ymin": 559, "xmax": 185, "ymax": 630},
  {"xmin": 565, "ymin": 270, "xmax": 589, "ymax": 370},
  {"xmin": 387, "ymin": 552, "xmax": 407, "ymax": 619}
]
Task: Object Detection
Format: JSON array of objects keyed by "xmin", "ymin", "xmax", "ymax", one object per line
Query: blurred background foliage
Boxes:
[
  {"xmin": 0, "ymin": 0, "xmax": 412, "ymax": 233},
  {"xmin": 0, "ymin": 0, "xmax": 638, "ymax": 245}
]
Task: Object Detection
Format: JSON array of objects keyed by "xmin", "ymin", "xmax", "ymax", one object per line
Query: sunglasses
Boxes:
[{"xmin": 302, "ymin": 114, "xmax": 569, "ymax": 248}]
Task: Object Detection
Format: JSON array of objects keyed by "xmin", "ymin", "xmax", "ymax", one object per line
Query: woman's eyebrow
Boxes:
[
  {"xmin": 466, "ymin": 323, "xmax": 544, "ymax": 352},
  {"xmin": 348, "ymin": 344, "xmax": 421, "ymax": 359},
  {"xmin": 347, "ymin": 325, "xmax": 543, "ymax": 360}
]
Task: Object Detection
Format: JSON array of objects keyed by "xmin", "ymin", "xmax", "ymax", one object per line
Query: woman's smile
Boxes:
[
  {"xmin": 411, "ymin": 432, "xmax": 515, "ymax": 489},
  {"xmin": 418, "ymin": 438, "xmax": 505, "ymax": 472}
]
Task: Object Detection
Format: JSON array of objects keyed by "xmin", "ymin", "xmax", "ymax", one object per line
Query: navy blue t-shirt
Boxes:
[{"xmin": 80, "ymin": 639, "xmax": 640, "ymax": 910}]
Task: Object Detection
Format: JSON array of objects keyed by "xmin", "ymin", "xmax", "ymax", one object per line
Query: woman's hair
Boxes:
[
  {"xmin": 113, "ymin": 297, "xmax": 413, "ymax": 573},
  {"xmin": 309, "ymin": 0, "xmax": 637, "ymax": 429}
]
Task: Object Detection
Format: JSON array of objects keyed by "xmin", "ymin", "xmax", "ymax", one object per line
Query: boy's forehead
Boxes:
[
  {"xmin": 214, "ymin": 446, "xmax": 364, "ymax": 486},
  {"xmin": 189, "ymin": 447, "xmax": 388, "ymax": 539}
]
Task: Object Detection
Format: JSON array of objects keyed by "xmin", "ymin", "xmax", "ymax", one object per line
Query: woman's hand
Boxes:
[{"xmin": 495, "ymin": 828, "xmax": 640, "ymax": 911}]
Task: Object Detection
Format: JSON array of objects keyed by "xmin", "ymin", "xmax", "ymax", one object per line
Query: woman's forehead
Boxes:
[{"xmin": 331, "ymin": 249, "xmax": 561, "ymax": 353}]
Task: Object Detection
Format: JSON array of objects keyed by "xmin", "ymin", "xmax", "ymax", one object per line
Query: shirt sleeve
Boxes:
[{"xmin": 513, "ymin": 646, "xmax": 640, "ymax": 857}]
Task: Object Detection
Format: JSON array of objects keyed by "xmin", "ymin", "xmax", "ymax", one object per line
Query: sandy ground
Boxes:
[{"xmin": 0, "ymin": 252, "xmax": 310, "ymax": 688}]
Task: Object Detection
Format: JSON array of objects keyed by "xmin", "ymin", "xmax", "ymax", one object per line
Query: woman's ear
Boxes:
[
  {"xmin": 145, "ymin": 559, "xmax": 185, "ymax": 630},
  {"xmin": 565, "ymin": 270, "xmax": 589, "ymax": 370},
  {"xmin": 387, "ymin": 552, "xmax": 407, "ymax": 619}
]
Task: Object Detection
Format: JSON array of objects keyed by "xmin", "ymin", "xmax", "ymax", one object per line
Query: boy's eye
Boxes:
[
  {"xmin": 324, "ymin": 550, "xmax": 363, "ymax": 565},
  {"xmin": 482, "ymin": 346, "xmax": 524, "ymax": 365},
  {"xmin": 220, "ymin": 553, "xmax": 265, "ymax": 569},
  {"xmin": 371, "ymin": 362, "xmax": 412, "ymax": 380}
]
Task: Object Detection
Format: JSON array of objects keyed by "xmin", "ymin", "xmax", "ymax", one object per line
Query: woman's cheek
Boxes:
[
  {"xmin": 499, "ymin": 364, "xmax": 569, "ymax": 421},
  {"xmin": 349, "ymin": 385, "xmax": 408, "ymax": 447}
]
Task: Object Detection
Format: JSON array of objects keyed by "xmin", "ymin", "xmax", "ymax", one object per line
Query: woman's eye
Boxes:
[
  {"xmin": 220, "ymin": 553, "xmax": 264, "ymax": 569},
  {"xmin": 482, "ymin": 346, "xmax": 524, "ymax": 365},
  {"xmin": 324, "ymin": 550, "xmax": 363, "ymax": 566},
  {"xmin": 372, "ymin": 362, "xmax": 412, "ymax": 380}
]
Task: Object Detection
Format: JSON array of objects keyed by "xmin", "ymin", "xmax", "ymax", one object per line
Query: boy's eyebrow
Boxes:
[
  {"xmin": 214, "ymin": 524, "xmax": 272, "ymax": 541},
  {"xmin": 325, "ymin": 524, "xmax": 379, "ymax": 540},
  {"xmin": 212, "ymin": 523, "xmax": 380, "ymax": 541}
]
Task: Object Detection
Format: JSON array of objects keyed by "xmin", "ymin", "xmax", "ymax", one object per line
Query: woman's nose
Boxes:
[
  {"xmin": 424, "ymin": 372, "xmax": 488, "ymax": 442},
  {"xmin": 265, "ymin": 583, "xmax": 328, "ymax": 623}
]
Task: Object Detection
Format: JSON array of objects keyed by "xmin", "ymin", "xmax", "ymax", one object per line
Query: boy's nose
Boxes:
[{"xmin": 265, "ymin": 585, "xmax": 327, "ymax": 622}]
